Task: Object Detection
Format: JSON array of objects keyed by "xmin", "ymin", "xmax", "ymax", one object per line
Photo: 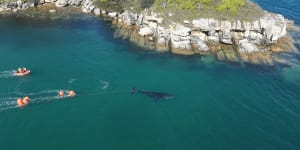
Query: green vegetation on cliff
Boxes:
[
  {"xmin": 96, "ymin": 0, "xmax": 264, "ymax": 22},
  {"xmin": 157, "ymin": 0, "xmax": 246, "ymax": 14},
  {"xmin": 95, "ymin": 0, "xmax": 125, "ymax": 12},
  {"xmin": 153, "ymin": 0, "xmax": 264, "ymax": 21}
]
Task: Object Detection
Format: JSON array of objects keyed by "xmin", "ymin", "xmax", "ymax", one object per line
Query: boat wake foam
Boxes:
[
  {"xmin": 0, "ymin": 89, "xmax": 72, "ymax": 112},
  {"xmin": 0, "ymin": 70, "xmax": 15, "ymax": 79},
  {"xmin": 100, "ymin": 80, "xmax": 110, "ymax": 90},
  {"xmin": 0, "ymin": 89, "xmax": 59, "ymax": 96}
]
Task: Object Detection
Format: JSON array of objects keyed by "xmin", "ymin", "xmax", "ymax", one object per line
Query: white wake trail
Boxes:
[{"xmin": 0, "ymin": 70, "xmax": 15, "ymax": 79}]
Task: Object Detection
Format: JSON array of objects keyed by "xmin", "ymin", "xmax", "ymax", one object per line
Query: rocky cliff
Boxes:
[
  {"xmin": 0, "ymin": 0, "xmax": 297, "ymax": 65},
  {"xmin": 115, "ymin": 9, "xmax": 296, "ymax": 65}
]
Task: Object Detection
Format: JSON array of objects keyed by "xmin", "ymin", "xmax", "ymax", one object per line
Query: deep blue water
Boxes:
[
  {"xmin": 0, "ymin": 1, "xmax": 299, "ymax": 149},
  {"xmin": 253, "ymin": 0, "xmax": 300, "ymax": 25}
]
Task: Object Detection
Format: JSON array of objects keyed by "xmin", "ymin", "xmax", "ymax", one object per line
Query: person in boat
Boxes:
[
  {"xmin": 18, "ymin": 68, "xmax": 22, "ymax": 73},
  {"xmin": 18, "ymin": 67, "xmax": 28, "ymax": 73},
  {"xmin": 18, "ymin": 68, "xmax": 26, "ymax": 73}
]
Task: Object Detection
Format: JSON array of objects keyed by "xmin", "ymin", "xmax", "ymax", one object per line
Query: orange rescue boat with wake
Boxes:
[
  {"xmin": 17, "ymin": 96, "xmax": 30, "ymax": 107},
  {"xmin": 68, "ymin": 90, "xmax": 76, "ymax": 97},
  {"xmin": 22, "ymin": 96, "xmax": 30, "ymax": 104},
  {"xmin": 14, "ymin": 67, "xmax": 31, "ymax": 76},
  {"xmin": 59, "ymin": 90, "xmax": 65, "ymax": 97},
  {"xmin": 17, "ymin": 98, "xmax": 25, "ymax": 107}
]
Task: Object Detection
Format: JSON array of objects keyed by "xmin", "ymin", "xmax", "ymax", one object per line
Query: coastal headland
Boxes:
[{"xmin": 0, "ymin": 0, "xmax": 298, "ymax": 66}]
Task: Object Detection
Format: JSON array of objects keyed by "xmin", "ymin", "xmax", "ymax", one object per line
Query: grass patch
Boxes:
[{"xmin": 94, "ymin": 0, "xmax": 265, "ymax": 23}]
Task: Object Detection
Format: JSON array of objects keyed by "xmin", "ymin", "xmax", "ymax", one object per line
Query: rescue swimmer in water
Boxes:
[
  {"xmin": 14, "ymin": 67, "xmax": 31, "ymax": 76},
  {"xmin": 17, "ymin": 96, "xmax": 31, "ymax": 107}
]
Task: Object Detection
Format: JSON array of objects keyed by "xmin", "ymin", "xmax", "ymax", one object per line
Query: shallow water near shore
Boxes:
[{"xmin": 1, "ymin": 3, "xmax": 300, "ymax": 149}]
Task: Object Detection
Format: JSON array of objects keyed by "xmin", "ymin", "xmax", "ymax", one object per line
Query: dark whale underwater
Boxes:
[{"xmin": 131, "ymin": 87, "xmax": 174, "ymax": 100}]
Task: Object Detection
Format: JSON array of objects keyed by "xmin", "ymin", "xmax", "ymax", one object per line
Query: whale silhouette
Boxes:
[{"xmin": 131, "ymin": 87, "xmax": 174, "ymax": 100}]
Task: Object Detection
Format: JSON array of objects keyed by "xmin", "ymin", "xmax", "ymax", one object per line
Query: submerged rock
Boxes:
[
  {"xmin": 270, "ymin": 36, "xmax": 297, "ymax": 53},
  {"xmin": 240, "ymin": 52, "xmax": 274, "ymax": 65},
  {"xmin": 216, "ymin": 48, "xmax": 239, "ymax": 62}
]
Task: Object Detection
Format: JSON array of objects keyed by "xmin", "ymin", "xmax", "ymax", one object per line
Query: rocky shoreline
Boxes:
[{"xmin": 0, "ymin": 0, "xmax": 298, "ymax": 66}]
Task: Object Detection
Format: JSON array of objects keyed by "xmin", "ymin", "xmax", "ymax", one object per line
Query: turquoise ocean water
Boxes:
[{"xmin": 0, "ymin": 1, "xmax": 300, "ymax": 149}]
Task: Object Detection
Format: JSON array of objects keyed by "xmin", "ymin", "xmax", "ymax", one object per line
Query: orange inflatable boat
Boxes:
[
  {"xmin": 17, "ymin": 96, "xmax": 30, "ymax": 107},
  {"xmin": 59, "ymin": 90, "xmax": 65, "ymax": 97},
  {"xmin": 17, "ymin": 98, "xmax": 25, "ymax": 107},
  {"xmin": 14, "ymin": 70, "xmax": 31, "ymax": 76},
  {"xmin": 68, "ymin": 90, "xmax": 76, "ymax": 97},
  {"xmin": 58, "ymin": 90, "xmax": 76, "ymax": 97}
]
